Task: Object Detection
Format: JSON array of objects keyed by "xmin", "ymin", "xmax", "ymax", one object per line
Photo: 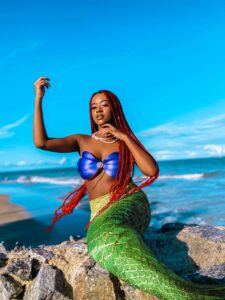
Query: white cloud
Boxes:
[
  {"xmin": 137, "ymin": 108, "xmax": 225, "ymax": 160},
  {"xmin": 0, "ymin": 114, "xmax": 31, "ymax": 138},
  {"xmin": 203, "ymin": 144, "xmax": 225, "ymax": 156}
]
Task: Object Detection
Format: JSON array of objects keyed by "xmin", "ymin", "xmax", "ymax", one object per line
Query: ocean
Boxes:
[{"xmin": 0, "ymin": 156, "xmax": 224, "ymax": 250}]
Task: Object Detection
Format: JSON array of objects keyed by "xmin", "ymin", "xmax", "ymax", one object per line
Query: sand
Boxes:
[{"xmin": 0, "ymin": 194, "xmax": 32, "ymax": 226}]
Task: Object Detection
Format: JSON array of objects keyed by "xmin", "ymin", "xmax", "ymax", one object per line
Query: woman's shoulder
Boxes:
[
  {"xmin": 78, "ymin": 134, "xmax": 92, "ymax": 141},
  {"xmin": 77, "ymin": 134, "xmax": 93, "ymax": 145}
]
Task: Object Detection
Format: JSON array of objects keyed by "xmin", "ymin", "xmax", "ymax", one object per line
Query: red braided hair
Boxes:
[{"xmin": 46, "ymin": 90, "xmax": 159, "ymax": 232}]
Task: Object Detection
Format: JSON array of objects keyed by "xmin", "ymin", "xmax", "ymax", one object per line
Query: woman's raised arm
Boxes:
[{"xmin": 33, "ymin": 76, "xmax": 81, "ymax": 153}]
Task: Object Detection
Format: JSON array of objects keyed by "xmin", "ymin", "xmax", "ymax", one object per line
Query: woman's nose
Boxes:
[{"xmin": 96, "ymin": 106, "xmax": 103, "ymax": 113}]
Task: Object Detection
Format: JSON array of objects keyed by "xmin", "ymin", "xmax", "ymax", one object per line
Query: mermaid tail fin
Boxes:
[{"xmin": 87, "ymin": 190, "xmax": 225, "ymax": 300}]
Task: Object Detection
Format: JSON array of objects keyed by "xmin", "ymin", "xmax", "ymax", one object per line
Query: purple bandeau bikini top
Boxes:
[{"xmin": 77, "ymin": 150, "xmax": 119, "ymax": 180}]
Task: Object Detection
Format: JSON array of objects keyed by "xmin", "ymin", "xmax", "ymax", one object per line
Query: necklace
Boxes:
[{"xmin": 92, "ymin": 131, "xmax": 118, "ymax": 143}]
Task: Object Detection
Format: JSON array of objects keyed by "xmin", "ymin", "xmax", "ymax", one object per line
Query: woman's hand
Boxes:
[
  {"xmin": 98, "ymin": 123, "xmax": 126, "ymax": 141},
  {"xmin": 34, "ymin": 76, "xmax": 51, "ymax": 99}
]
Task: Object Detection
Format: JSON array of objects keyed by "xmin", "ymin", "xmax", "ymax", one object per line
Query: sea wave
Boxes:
[
  {"xmin": 0, "ymin": 171, "xmax": 219, "ymax": 185},
  {"xmin": 1, "ymin": 175, "xmax": 82, "ymax": 185},
  {"xmin": 133, "ymin": 171, "xmax": 219, "ymax": 181}
]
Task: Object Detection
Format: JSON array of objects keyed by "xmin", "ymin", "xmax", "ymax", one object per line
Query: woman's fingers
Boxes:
[
  {"xmin": 38, "ymin": 79, "xmax": 51, "ymax": 88},
  {"xmin": 39, "ymin": 78, "xmax": 49, "ymax": 83},
  {"xmin": 34, "ymin": 77, "xmax": 51, "ymax": 99},
  {"xmin": 98, "ymin": 128, "xmax": 113, "ymax": 137},
  {"xmin": 102, "ymin": 124, "xmax": 111, "ymax": 128},
  {"xmin": 45, "ymin": 82, "xmax": 50, "ymax": 88},
  {"xmin": 98, "ymin": 130, "xmax": 107, "ymax": 137},
  {"xmin": 38, "ymin": 76, "xmax": 50, "ymax": 81},
  {"xmin": 39, "ymin": 80, "xmax": 49, "ymax": 85},
  {"xmin": 34, "ymin": 77, "xmax": 50, "ymax": 85}
]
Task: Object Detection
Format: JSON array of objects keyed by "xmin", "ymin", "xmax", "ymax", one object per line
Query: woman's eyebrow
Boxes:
[{"xmin": 91, "ymin": 100, "xmax": 109, "ymax": 105}]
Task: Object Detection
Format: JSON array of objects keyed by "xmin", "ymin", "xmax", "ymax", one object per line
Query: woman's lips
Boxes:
[{"xmin": 96, "ymin": 115, "xmax": 104, "ymax": 120}]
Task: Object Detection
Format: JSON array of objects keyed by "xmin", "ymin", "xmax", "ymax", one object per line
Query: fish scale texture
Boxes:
[{"xmin": 87, "ymin": 189, "xmax": 225, "ymax": 300}]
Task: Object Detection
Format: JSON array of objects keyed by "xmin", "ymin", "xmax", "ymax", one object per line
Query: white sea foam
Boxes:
[
  {"xmin": 159, "ymin": 173, "xmax": 204, "ymax": 179},
  {"xmin": 13, "ymin": 176, "xmax": 82, "ymax": 185},
  {"xmin": 133, "ymin": 172, "xmax": 218, "ymax": 181}
]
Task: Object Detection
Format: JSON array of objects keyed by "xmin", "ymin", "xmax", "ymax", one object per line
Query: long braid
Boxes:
[
  {"xmin": 46, "ymin": 183, "xmax": 87, "ymax": 232},
  {"xmin": 85, "ymin": 90, "xmax": 159, "ymax": 230}
]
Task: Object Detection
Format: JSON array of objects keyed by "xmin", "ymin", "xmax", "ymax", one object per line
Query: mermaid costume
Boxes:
[{"xmin": 77, "ymin": 151, "xmax": 225, "ymax": 299}]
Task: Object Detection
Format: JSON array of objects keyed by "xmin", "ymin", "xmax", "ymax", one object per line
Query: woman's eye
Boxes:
[{"xmin": 91, "ymin": 105, "xmax": 108, "ymax": 109}]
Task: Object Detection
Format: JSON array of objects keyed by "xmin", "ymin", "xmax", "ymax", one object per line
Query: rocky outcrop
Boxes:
[{"xmin": 0, "ymin": 223, "xmax": 225, "ymax": 299}]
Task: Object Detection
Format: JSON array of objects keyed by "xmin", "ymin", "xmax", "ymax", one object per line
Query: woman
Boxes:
[{"xmin": 33, "ymin": 76, "xmax": 225, "ymax": 299}]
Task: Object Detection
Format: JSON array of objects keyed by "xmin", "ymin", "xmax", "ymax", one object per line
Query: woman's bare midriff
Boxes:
[{"xmin": 78, "ymin": 134, "xmax": 134, "ymax": 200}]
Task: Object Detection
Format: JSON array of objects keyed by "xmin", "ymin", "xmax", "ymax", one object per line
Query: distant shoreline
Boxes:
[{"xmin": 0, "ymin": 194, "xmax": 32, "ymax": 226}]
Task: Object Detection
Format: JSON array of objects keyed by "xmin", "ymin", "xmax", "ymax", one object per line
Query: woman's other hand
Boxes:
[
  {"xmin": 34, "ymin": 76, "xmax": 51, "ymax": 99},
  {"xmin": 99, "ymin": 123, "xmax": 126, "ymax": 141}
]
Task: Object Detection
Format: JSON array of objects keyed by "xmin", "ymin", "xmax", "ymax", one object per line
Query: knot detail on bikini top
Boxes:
[
  {"xmin": 97, "ymin": 161, "xmax": 104, "ymax": 168},
  {"xmin": 77, "ymin": 151, "xmax": 119, "ymax": 180}
]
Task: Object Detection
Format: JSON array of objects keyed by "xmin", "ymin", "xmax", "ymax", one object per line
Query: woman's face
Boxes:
[{"xmin": 91, "ymin": 93, "xmax": 113, "ymax": 128}]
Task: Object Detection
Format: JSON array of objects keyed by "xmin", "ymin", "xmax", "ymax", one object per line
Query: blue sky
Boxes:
[{"xmin": 0, "ymin": 1, "xmax": 225, "ymax": 170}]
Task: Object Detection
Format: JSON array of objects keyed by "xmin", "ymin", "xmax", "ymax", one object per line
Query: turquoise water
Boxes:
[{"xmin": 0, "ymin": 156, "xmax": 225, "ymax": 250}]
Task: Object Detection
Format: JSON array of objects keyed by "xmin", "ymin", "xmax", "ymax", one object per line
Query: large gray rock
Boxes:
[
  {"xmin": 143, "ymin": 223, "xmax": 225, "ymax": 281},
  {"xmin": 0, "ymin": 242, "xmax": 8, "ymax": 269},
  {"xmin": 24, "ymin": 265, "xmax": 73, "ymax": 300},
  {"xmin": 0, "ymin": 273, "xmax": 23, "ymax": 300},
  {"xmin": 5, "ymin": 256, "xmax": 34, "ymax": 281}
]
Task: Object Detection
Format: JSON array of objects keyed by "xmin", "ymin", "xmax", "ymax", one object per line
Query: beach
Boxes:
[
  {"xmin": 0, "ymin": 191, "xmax": 89, "ymax": 250},
  {"xmin": 0, "ymin": 194, "xmax": 32, "ymax": 225}
]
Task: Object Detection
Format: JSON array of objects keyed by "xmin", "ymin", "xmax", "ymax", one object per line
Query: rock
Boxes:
[
  {"xmin": 0, "ymin": 273, "xmax": 23, "ymax": 299},
  {"xmin": 5, "ymin": 256, "xmax": 34, "ymax": 281},
  {"xmin": 73, "ymin": 257, "xmax": 119, "ymax": 299},
  {"xmin": 120, "ymin": 282, "xmax": 160, "ymax": 300},
  {"xmin": 28, "ymin": 247, "xmax": 55, "ymax": 263},
  {"xmin": 143, "ymin": 223, "xmax": 225, "ymax": 276},
  {"xmin": 0, "ymin": 253, "xmax": 7, "ymax": 268},
  {"xmin": 0, "ymin": 223, "xmax": 224, "ymax": 299},
  {"xmin": 14, "ymin": 241, "xmax": 25, "ymax": 252},
  {"xmin": 177, "ymin": 224, "xmax": 225, "ymax": 269},
  {"xmin": 0, "ymin": 242, "xmax": 8, "ymax": 269},
  {"xmin": 24, "ymin": 264, "xmax": 73, "ymax": 300},
  {"xmin": 184, "ymin": 262, "xmax": 225, "ymax": 284},
  {"xmin": 143, "ymin": 223, "xmax": 195, "ymax": 275},
  {"xmin": 0, "ymin": 241, "xmax": 8, "ymax": 255}
]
